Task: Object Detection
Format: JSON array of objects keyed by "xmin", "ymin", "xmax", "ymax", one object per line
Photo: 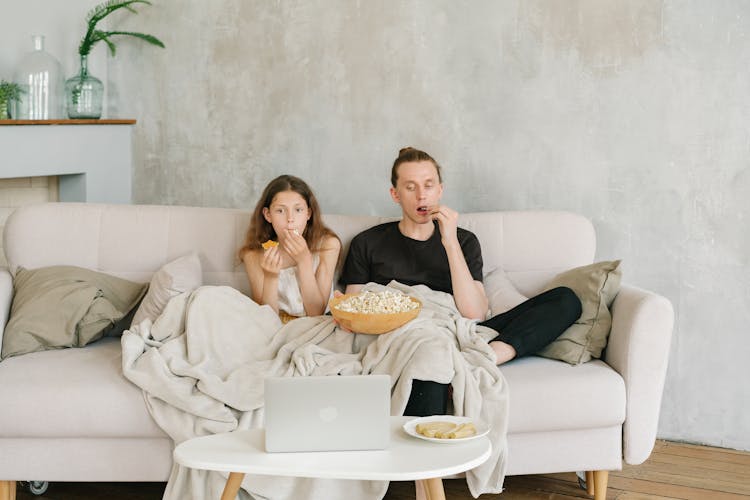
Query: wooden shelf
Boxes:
[
  {"xmin": 0, "ymin": 122, "xmax": 133, "ymax": 203},
  {"xmin": 0, "ymin": 119, "xmax": 136, "ymax": 125}
]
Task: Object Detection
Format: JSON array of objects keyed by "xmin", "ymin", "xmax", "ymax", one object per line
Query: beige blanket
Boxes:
[{"xmin": 121, "ymin": 281, "xmax": 508, "ymax": 500}]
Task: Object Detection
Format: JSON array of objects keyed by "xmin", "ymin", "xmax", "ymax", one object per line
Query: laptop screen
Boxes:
[{"xmin": 264, "ymin": 374, "xmax": 391, "ymax": 453}]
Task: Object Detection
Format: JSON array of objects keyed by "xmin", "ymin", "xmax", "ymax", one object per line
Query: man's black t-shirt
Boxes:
[{"xmin": 339, "ymin": 221, "xmax": 483, "ymax": 294}]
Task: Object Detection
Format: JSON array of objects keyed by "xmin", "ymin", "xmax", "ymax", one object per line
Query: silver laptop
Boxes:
[{"xmin": 264, "ymin": 374, "xmax": 391, "ymax": 453}]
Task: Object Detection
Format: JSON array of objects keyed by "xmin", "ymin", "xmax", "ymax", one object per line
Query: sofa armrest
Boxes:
[
  {"xmin": 604, "ymin": 284, "xmax": 674, "ymax": 465},
  {"xmin": 0, "ymin": 267, "xmax": 13, "ymax": 354}
]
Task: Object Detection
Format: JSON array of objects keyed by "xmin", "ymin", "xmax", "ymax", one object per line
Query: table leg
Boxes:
[
  {"xmin": 0, "ymin": 481, "xmax": 16, "ymax": 500},
  {"xmin": 415, "ymin": 478, "xmax": 445, "ymax": 500},
  {"xmin": 221, "ymin": 472, "xmax": 245, "ymax": 500}
]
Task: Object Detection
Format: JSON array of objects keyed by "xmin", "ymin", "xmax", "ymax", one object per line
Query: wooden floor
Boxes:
[{"xmin": 13, "ymin": 440, "xmax": 750, "ymax": 499}]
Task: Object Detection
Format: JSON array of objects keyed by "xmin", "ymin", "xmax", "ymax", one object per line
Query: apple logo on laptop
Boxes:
[{"xmin": 319, "ymin": 406, "xmax": 338, "ymax": 422}]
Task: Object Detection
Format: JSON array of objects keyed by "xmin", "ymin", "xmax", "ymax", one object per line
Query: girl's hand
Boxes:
[
  {"xmin": 431, "ymin": 205, "xmax": 460, "ymax": 248},
  {"xmin": 260, "ymin": 245, "xmax": 282, "ymax": 276},
  {"xmin": 282, "ymin": 229, "xmax": 312, "ymax": 267}
]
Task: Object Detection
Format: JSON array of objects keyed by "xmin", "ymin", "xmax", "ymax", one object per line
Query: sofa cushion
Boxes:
[
  {"xmin": 0, "ymin": 338, "xmax": 165, "ymax": 439},
  {"xmin": 4, "ymin": 204, "xmax": 596, "ymax": 298},
  {"xmin": 131, "ymin": 253, "xmax": 202, "ymax": 327},
  {"xmin": 538, "ymin": 260, "xmax": 623, "ymax": 365},
  {"xmin": 1, "ymin": 266, "xmax": 147, "ymax": 360},
  {"xmin": 502, "ymin": 356, "xmax": 626, "ymax": 433}
]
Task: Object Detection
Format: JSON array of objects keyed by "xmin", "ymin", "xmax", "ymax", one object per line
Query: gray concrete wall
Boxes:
[{"xmin": 4, "ymin": 1, "xmax": 749, "ymax": 451}]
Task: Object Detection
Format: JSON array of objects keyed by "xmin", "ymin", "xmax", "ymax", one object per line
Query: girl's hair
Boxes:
[
  {"xmin": 238, "ymin": 175, "xmax": 339, "ymax": 260},
  {"xmin": 390, "ymin": 147, "xmax": 443, "ymax": 188}
]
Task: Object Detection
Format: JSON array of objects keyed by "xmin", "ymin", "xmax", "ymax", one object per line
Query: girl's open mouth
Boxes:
[{"xmin": 417, "ymin": 206, "xmax": 430, "ymax": 215}]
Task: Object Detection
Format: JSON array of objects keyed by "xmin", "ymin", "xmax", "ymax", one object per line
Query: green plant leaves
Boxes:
[
  {"xmin": 85, "ymin": 0, "xmax": 151, "ymax": 25},
  {"xmin": 78, "ymin": 0, "xmax": 164, "ymax": 57},
  {"xmin": 0, "ymin": 80, "xmax": 24, "ymax": 102}
]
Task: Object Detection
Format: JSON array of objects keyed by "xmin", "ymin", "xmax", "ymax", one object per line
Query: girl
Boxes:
[{"xmin": 239, "ymin": 175, "xmax": 341, "ymax": 321}]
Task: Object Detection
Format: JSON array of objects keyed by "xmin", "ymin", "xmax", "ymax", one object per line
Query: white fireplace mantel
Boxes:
[{"xmin": 0, "ymin": 119, "xmax": 134, "ymax": 204}]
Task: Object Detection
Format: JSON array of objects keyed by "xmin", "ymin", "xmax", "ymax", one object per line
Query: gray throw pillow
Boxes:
[
  {"xmin": 1, "ymin": 266, "xmax": 147, "ymax": 360},
  {"xmin": 483, "ymin": 267, "xmax": 528, "ymax": 316},
  {"xmin": 537, "ymin": 260, "xmax": 622, "ymax": 365},
  {"xmin": 130, "ymin": 253, "xmax": 202, "ymax": 327}
]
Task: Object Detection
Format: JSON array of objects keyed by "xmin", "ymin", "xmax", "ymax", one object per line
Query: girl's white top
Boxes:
[{"xmin": 277, "ymin": 253, "xmax": 331, "ymax": 317}]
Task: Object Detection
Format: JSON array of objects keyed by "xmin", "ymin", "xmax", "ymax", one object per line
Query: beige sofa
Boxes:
[{"xmin": 0, "ymin": 203, "xmax": 674, "ymax": 500}]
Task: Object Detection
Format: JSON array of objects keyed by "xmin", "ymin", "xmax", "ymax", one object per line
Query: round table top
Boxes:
[{"xmin": 174, "ymin": 416, "xmax": 492, "ymax": 481}]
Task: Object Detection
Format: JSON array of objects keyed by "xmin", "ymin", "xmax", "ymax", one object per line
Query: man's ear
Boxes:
[
  {"xmin": 262, "ymin": 207, "xmax": 272, "ymax": 223},
  {"xmin": 389, "ymin": 186, "xmax": 400, "ymax": 204}
]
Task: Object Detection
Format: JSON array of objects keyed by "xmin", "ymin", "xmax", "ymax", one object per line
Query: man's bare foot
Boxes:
[{"xmin": 490, "ymin": 340, "xmax": 516, "ymax": 365}]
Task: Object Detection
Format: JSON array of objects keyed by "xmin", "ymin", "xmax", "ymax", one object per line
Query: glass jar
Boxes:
[
  {"xmin": 65, "ymin": 54, "xmax": 104, "ymax": 119},
  {"xmin": 14, "ymin": 35, "xmax": 64, "ymax": 119}
]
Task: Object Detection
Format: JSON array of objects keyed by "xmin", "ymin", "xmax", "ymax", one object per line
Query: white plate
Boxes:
[{"xmin": 403, "ymin": 416, "xmax": 490, "ymax": 444}]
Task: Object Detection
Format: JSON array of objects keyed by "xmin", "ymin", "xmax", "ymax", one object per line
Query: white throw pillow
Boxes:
[
  {"xmin": 483, "ymin": 267, "xmax": 528, "ymax": 317},
  {"xmin": 131, "ymin": 253, "xmax": 203, "ymax": 327}
]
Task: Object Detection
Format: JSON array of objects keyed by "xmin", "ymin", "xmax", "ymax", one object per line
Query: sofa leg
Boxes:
[
  {"xmin": 0, "ymin": 481, "xmax": 16, "ymax": 500},
  {"xmin": 593, "ymin": 470, "xmax": 609, "ymax": 500}
]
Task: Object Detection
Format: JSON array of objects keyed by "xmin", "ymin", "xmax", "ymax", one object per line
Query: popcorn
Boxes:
[{"xmin": 333, "ymin": 290, "xmax": 419, "ymax": 314}]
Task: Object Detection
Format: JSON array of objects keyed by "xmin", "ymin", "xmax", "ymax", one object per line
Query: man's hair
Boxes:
[{"xmin": 390, "ymin": 147, "xmax": 443, "ymax": 187}]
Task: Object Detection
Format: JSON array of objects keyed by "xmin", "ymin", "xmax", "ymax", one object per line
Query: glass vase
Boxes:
[
  {"xmin": 14, "ymin": 35, "xmax": 64, "ymax": 119},
  {"xmin": 65, "ymin": 55, "xmax": 104, "ymax": 119}
]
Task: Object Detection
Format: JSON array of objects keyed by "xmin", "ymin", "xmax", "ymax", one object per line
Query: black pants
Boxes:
[{"xmin": 403, "ymin": 286, "xmax": 582, "ymax": 417}]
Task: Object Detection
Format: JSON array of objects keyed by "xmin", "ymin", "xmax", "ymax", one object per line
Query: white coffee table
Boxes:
[{"xmin": 174, "ymin": 416, "xmax": 492, "ymax": 500}]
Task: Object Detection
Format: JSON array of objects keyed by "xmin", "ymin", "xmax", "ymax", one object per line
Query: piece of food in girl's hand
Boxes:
[{"xmin": 262, "ymin": 240, "xmax": 279, "ymax": 250}]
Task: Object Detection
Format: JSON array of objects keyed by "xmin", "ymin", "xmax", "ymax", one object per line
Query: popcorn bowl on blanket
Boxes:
[{"xmin": 329, "ymin": 290, "xmax": 422, "ymax": 334}]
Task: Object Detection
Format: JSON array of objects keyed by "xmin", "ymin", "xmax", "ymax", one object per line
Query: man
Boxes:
[{"xmin": 339, "ymin": 147, "xmax": 581, "ymax": 416}]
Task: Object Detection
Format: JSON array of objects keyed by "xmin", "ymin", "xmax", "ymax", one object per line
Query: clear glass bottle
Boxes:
[
  {"xmin": 14, "ymin": 35, "xmax": 64, "ymax": 119},
  {"xmin": 65, "ymin": 54, "xmax": 104, "ymax": 119}
]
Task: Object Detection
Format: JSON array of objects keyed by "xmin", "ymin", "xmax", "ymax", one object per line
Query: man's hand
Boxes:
[
  {"xmin": 430, "ymin": 205, "xmax": 460, "ymax": 248},
  {"xmin": 431, "ymin": 206, "xmax": 489, "ymax": 319}
]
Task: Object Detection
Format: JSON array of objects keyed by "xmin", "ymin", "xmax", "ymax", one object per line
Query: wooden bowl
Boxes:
[{"xmin": 329, "ymin": 293, "xmax": 422, "ymax": 334}]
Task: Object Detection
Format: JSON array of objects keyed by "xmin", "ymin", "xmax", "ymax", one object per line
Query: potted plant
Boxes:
[
  {"xmin": 0, "ymin": 80, "xmax": 24, "ymax": 120},
  {"xmin": 66, "ymin": 0, "xmax": 165, "ymax": 119}
]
